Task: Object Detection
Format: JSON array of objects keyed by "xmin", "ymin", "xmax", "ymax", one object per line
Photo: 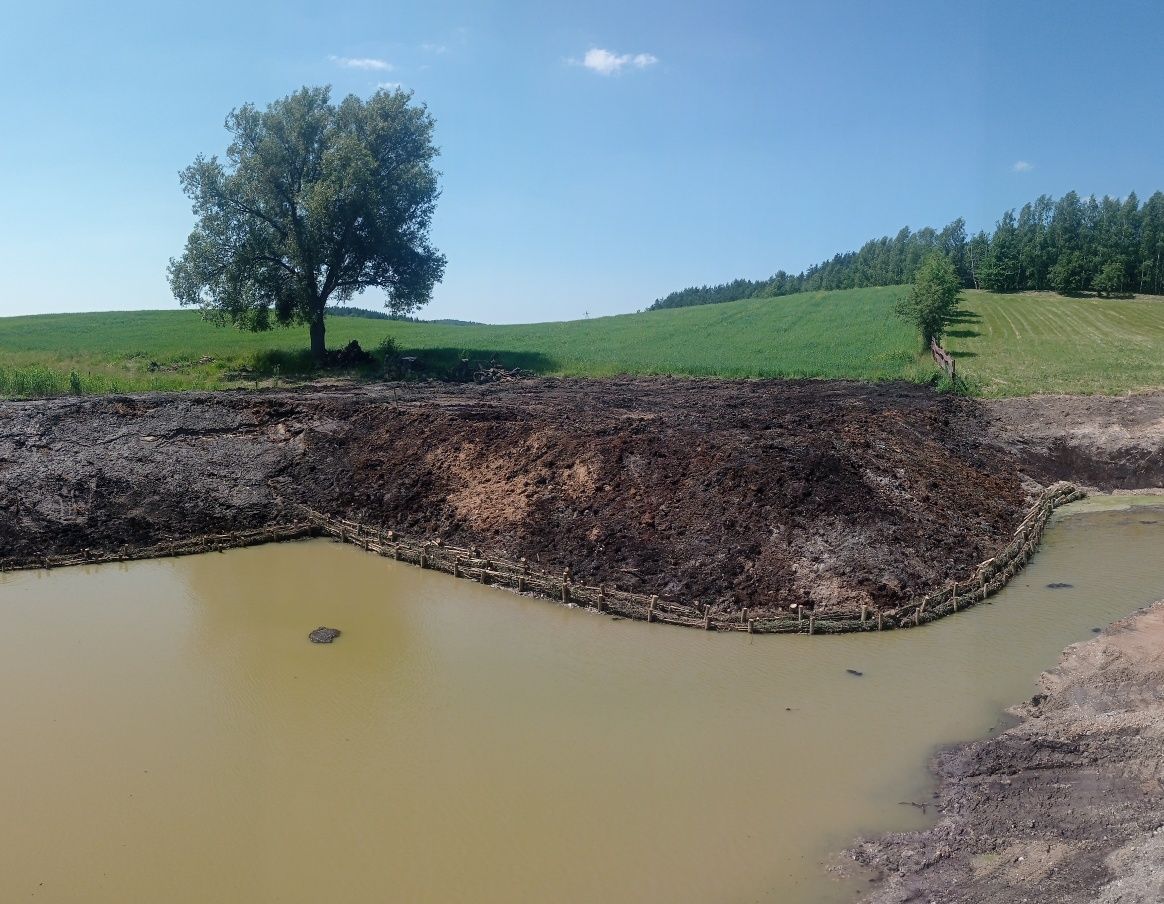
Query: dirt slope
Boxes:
[
  {"xmin": 988, "ymin": 391, "xmax": 1164, "ymax": 489},
  {"xmin": 0, "ymin": 378, "xmax": 1025, "ymax": 617}
]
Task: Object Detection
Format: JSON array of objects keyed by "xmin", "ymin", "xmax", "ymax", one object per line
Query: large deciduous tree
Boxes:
[
  {"xmin": 168, "ymin": 86, "xmax": 446, "ymax": 362},
  {"xmin": 895, "ymin": 251, "xmax": 961, "ymax": 346}
]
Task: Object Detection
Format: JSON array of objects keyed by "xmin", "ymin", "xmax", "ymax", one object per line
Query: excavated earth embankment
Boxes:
[
  {"xmin": 987, "ymin": 391, "xmax": 1164, "ymax": 490},
  {"xmin": 0, "ymin": 377, "xmax": 1028, "ymax": 618}
]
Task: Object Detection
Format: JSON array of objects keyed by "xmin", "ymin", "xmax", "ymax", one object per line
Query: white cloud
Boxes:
[
  {"xmin": 1012, "ymin": 160, "xmax": 1034, "ymax": 173},
  {"xmin": 329, "ymin": 55, "xmax": 393, "ymax": 71},
  {"xmin": 420, "ymin": 42, "xmax": 448, "ymax": 54},
  {"xmin": 377, "ymin": 81, "xmax": 404, "ymax": 91},
  {"xmin": 578, "ymin": 47, "xmax": 659, "ymax": 76}
]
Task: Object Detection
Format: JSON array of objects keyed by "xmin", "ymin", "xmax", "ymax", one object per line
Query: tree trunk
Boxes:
[{"xmin": 309, "ymin": 316, "xmax": 326, "ymax": 364}]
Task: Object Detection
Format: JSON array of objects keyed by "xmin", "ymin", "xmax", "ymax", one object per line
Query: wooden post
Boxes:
[
  {"xmin": 877, "ymin": 610, "xmax": 883, "ymax": 631},
  {"xmin": 419, "ymin": 547, "xmax": 427, "ymax": 569},
  {"xmin": 741, "ymin": 606, "xmax": 748, "ymax": 625},
  {"xmin": 647, "ymin": 595, "xmax": 657, "ymax": 623},
  {"xmin": 952, "ymin": 581, "xmax": 958, "ymax": 612},
  {"xmin": 797, "ymin": 605, "xmax": 803, "ymax": 624},
  {"xmin": 703, "ymin": 605, "xmax": 711, "ymax": 630},
  {"xmin": 747, "ymin": 618, "xmax": 755, "ymax": 634},
  {"xmin": 597, "ymin": 587, "xmax": 606, "ymax": 613},
  {"xmin": 393, "ymin": 544, "xmax": 400, "ymax": 561},
  {"xmin": 861, "ymin": 603, "xmax": 867, "ymax": 625},
  {"xmin": 808, "ymin": 613, "xmax": 815, "ymax": 635},
  {"xmin": 561, "ymin": 571, "xmax": 570, "ymax": 604},
  {"xmin": 518, "ymin": 558, "xmax": 528, "ymax": 592},
  {"xmin": 453, "ymin": 558, "xmax": 461, "ymax": 578}
]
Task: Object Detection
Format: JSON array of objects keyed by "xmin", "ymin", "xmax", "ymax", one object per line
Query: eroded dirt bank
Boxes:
[
  {"xmin": 0, "ymin": 378, "xmax": 1026, "ymax": 617},
  {"xmin": 988, "ymin": 391, "xmax": 1164, "ymax": 489},
  {"xmin": 850, "ymin": 599, "xmax": 1164, "ymax": 904}
]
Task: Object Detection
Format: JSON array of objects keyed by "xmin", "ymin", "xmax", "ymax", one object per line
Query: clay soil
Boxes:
[{"xmin": 0, "ymin": 377, "xmax": 1027, "ymax": 617}]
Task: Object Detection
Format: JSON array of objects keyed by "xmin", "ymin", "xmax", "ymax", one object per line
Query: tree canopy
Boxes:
[
  {"xmin": 895, "ymin": 252, "xmax": 961, "ymax": 346},
  {"xmin": 168, "ymin": 86, "xmax": 446, "ymax": 361}
]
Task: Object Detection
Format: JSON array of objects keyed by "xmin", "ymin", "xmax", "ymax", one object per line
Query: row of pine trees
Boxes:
[{"xmin": 649, "ymin": 191, "xmax": 1164, "ymax": 310}]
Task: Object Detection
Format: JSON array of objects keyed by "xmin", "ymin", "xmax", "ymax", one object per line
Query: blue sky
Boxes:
[{"xmin": 1, "ymin": 0, "xmax": 1161, "ymax": 322}]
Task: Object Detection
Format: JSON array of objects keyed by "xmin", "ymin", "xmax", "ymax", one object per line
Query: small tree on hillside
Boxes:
[
  {"xmin": 1093, "ymin": 260, "xmax": 1126, "ymax": 298},
  {"xmin": 895, "ymin": 251, "xmax": 961, "ymax": 346},
  {"xmin": 168, "ymin": 86, "xmax": 446, "ymax": 362}
]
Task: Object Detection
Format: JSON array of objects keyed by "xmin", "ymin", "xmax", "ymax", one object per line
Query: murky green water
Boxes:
[{"xmin": 1, "ymin": 497, "xmax": 1162, "ymax": 903}]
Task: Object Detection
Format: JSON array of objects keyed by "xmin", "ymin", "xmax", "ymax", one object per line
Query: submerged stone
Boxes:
[
  {"xmin": 309, "ymin": 626, "xmax": 341, "ymax": 644},
  {"xmin": 1046, "ymin": 582, "xmax": 1074, "ymax": 589},
  {"xmin": 845, "ymin": 668, "xmax": 864, "ymax": 677}
]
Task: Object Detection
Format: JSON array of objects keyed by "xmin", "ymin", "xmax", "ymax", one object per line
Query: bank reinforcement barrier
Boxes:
[
  {"xmin": 0, "ymin": 522, "xmax": 316, "ymax": 572},
  {"xmin": 301, "ymin": 480, "xmax": 1084, "ymax": 634}
]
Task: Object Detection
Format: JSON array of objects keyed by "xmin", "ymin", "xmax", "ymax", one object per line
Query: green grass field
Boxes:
[
  {"xmin": 0, "ymin": 286, "xmax": 931, "ymax": 395},
  {"xmin": 947, "ymin": 290, "xmax": 1164, "ymax": 396},
  {"xmin": 2, "ymin": 285, "xmax": 1163, "ymax": 398}
]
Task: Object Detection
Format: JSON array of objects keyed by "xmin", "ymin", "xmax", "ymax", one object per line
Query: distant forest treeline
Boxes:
[{"xmin": 649, "ymin": 191, "xmax": 1164, "ymax": 310}]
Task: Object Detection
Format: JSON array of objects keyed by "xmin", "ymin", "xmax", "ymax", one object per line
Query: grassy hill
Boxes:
[
  {"xmin": 2, "ymin": 285, "xmax": 1164, "ymax": 398},
  {"xmin": 947, "ymin": 290, "xmax": 1164, "ymax": 396},
  {"xmin": 0, "ymin": 286, "xmax": 928, "ymax": 395}
]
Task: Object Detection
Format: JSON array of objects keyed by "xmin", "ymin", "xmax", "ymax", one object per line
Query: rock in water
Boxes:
[
  {"xmin": 309, "ymin": 626, "xmax": 341, "ymax": 644},
  {"xmin": 845, "ymin": 668, "xmax": 864, "ymax": 677},
  {"xmin": 1046, "ymin": 582, "xmax": 1074, "ymax": 589}
]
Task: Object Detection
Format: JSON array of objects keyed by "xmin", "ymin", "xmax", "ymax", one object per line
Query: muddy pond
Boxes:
[{"xmin": 1, "ymin": 496, "xmax": 1162, "ymax": 903}]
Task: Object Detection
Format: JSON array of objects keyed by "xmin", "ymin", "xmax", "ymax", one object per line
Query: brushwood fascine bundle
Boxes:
[
  {"xmin": 303, "ymin": 481, "xmax": 1083, "ymax": 634},
  {"xmin": 0, "ymin": 482, "xmax": 1079, "ymax": 635}
]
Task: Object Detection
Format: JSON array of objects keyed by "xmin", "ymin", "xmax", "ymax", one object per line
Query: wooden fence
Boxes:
[
  {"xmin": 303, "ymin": 480, "xmax": 1083, "ymax": 634},
  {"xmin": 931, "ymin": 338, "xmax": 956, "ymax": 379}
]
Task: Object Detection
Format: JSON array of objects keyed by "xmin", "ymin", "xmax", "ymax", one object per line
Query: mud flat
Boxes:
[{"xmin": 850, "ymin": 593, "xmax": 1164, "ymax": 903}]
